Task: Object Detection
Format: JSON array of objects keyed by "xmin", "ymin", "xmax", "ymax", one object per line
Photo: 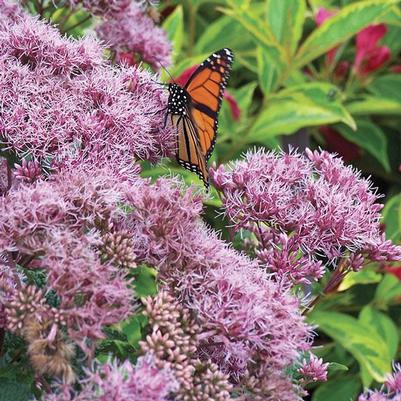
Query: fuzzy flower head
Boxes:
[
  {"xmin": 0, "ymin": 11, "xmax": 174, "ymax": 174},
  {"xmin": 67, "ymin": 0, "xmax": 132, "ymax": 16},
  {"xmin": 211, "ymin": 148, "xmax": 401, "ymax": 282},
  {"xmin": 298, "ymin": 353, "xmax": 329, "ymax": 384},
  {"xmin": 96, "ymin": 2, "xmax": 172, "ymax": 70}
]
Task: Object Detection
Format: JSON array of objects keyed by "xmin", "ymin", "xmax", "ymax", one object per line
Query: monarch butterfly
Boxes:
[{"xmin": 166, "ymin": 48, "xmax": 234, "ymax": 189}]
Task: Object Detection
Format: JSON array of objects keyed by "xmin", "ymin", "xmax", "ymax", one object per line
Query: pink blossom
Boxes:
[
  {"xmin": 0, "ymin": 11, "xmax": 174, "ymax": 173},
  {"xmin": 210, "ymin": 149, "xmax": 401, "ymax": 283},
  {"xmin": 387, "ymin": 364, "xmax": 401, "ymax": 393},
  {"xmin": 44, "ymin": 354, "xmax": 177, "ymax": 401},
  {"xmin": 66, "ymin": 0, "xmax": 132, "ymax": 16},
  {"xmin": 126, "ymin": 177, "xmax": 312, "ymax": 386},
  {"xmin": 96, "ymin": 2, "xmax": 171, "ymax": 70},
  {"xmin": 14, "ymin": 159, "xmax": 42, "ymax": 183},
  {"xmin": 354, "ymin": 24, "xmax": 390, "ymax": 76},
  {"xmin": 298, "ymin": 353, "xmax": 329, "ymax": 383},
  {"xmin": 0, "ymin": 166, "xmax": 136, "ymax": 352}
]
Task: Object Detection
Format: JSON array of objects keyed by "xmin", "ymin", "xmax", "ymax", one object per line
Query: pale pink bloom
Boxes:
[
  {"xmin": 96, "ymin": 2, "xmax": 171, "ymax": 70},
  {"xmin": 298, "ymin": 354, "xmax": 328, "ymax": 383}
]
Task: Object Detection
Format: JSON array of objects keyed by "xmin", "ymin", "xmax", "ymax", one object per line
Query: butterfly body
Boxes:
[{"xmin": 167, "ymin": 48, "xmax": 234, "ymax": 188}]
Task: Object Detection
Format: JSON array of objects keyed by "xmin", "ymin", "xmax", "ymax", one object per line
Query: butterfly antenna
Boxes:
[{"xmin": 158, "ymin": 60, "xmax": 176, "ymax": 83}]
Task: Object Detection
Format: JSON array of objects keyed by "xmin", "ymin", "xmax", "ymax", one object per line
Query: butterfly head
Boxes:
[{"xmin": 167, "ymin": 83, "xmax": 189, "ymax": 116}]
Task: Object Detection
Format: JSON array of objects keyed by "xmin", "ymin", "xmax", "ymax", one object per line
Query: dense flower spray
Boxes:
[
  {"xmin": 96, "ymin": 2, "xmax": 172, "ymax": 69},
  {"xmin": 358, "ymin": 364, "xmax": 401, "ymax": 401},
  {"xmin": 210, "ymin": 148, "xmax": 401, "ymax": 283},
  {"xmin": 0, "ymin": 7, "xmax": 174, "ymax": 176}
]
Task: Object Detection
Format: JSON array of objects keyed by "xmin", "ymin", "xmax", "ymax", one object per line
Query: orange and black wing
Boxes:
[
  {"xmin": 185, "ymin": 48, "xmax": 234, "ymax": 162},
  {"xmin": 171, "ymin": 114, "xmax": 209, "ymax": 187}
]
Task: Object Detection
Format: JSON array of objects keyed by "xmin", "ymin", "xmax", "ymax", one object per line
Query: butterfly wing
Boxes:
[
  {"xmin": 172, "ymin": 114, "xmax": 209, "ymax": 187},
  {"xmin": 184, "ymin": 48, "xmax": 234, "ymax": 162}
]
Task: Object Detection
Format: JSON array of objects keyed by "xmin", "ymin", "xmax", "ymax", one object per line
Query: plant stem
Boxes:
[
  {"xmin": 304, "ymin": 258, "xmax": 349, "ymax": 314},
  {"xmin": 64, "ymin": 14, "xmax": 92, "ymax": 33}
]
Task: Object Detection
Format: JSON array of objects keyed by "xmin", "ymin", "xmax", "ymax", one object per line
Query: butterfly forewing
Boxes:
[{"xmin": 167, "ymin": 48, "xmax": 234, "ymax": 188}]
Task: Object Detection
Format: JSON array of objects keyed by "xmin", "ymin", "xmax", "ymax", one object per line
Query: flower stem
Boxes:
[{"xmin": 304, "ymin": 259, "xmax": 349, "ymax": 314}]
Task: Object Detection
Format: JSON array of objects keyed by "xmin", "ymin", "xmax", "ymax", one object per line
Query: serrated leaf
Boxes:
[
  {"xmin": 336, "ymin": 119, "xmax": 390, "ymax": 172},
  {"xmin": 249, "ymin": 83, "xmax": 355, "ymax": 140},
  {"xmin": 296, "ymin": 0, "xmax": 401, "ymax": 67},
  {"xmin": 383, "ymin": 194, "xmax": 401, "ymax": 242},
  {"xmin": 309, "ymin": 311, "xmax": 392, "ymax": 382},
  {"xmin": 122, "ymin": 314, "xmax": 148, "ymax": 347}
]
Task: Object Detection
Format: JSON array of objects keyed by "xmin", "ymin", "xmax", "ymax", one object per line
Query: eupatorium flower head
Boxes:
[
  {"xmin": 211, "ymin": 148, "xmax": 401, "ymax": 282},
  {"xmin": 0, "ymin": 11, "xmax": 174, "ymax": 174},
  {"xmin": 96, "ymin": 2, "xmax": 172, "ymax": 70}
]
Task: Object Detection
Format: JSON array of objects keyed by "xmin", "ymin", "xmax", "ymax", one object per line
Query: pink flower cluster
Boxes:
[
  {"xmin": 0, "ymin": 165, "xmax": 136, "ymax": 352},
  {"xmin": 211, "ymin": 148, "xmax": 401, "ymax": 283},
  {"xmin": 96, "ymin": 2, "xmax": 171, "ymax": 69},
  {"xmin": 125, "ymin": 177, "xmax": 312, "ymax": 398},
  {"xmin": 0, "ymin": 6, "xmax": 174, "ymax": 176},
  {"xmin": 66, "ymin": 0, "xmax": 132, "ymax": 16},
  {"xmin": 45, "ymin": 354, "xmax": 177, "ymax": 401},
  {"xmin": 358, "ymin": 364, "xmax": 401, "ymax": 401}
]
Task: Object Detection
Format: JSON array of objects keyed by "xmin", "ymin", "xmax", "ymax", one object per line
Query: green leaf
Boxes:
[
  {"xmin": 359, "ymin": 305, "xmax": 399, "ymax": 359},
  {"xmin": 162, "ymin": 6, "xmax": 184, "ymax": 62},
  {"xmin": 296, "ymin": 0, "xmax": 401, "ymax": 68},
  {"xmin": 257, "ymin": 46, "xmax": 279, "ymax": 94},
  {"xmin": 328, "ymin": 362, "xmax": 349, "ymax": 374},
  {"xmin": 265, "ymin": 0, "xmax": 306, "ymax": 54},
  {"xmin": 232, "ymin": 82, "xmax": 257, "ymax": 119},
  {"xmin": 383, "ymin": 193, "xmax": 401, "ymax": 242},
  {"xmin": 309, "ymin": 311, "xmax": 392, "ymax": 382},
  {"xmin": 195, "ymin": 15, "xmax": 254, "ymax": 54},
  {"xmin": 122, "ymin": 314, "xmax": 148, "ymax": 347},
  {"xmin": 369, "ymin": 74, "xmax": 401, "ymax": 103},
  {"xmin": 336, "ymin": 120, "xmax": 390, "ymax": 172},
  {"xmin": 375, "ymin": 274, "xmax": 401, "ymax": 307},
  {"xmin": 346, "ymin": 96, "xmax": 401, "ymax": 115},
  {"xmin": 133, "ymin": 265, "xmax": 158, "ymax": 298},
  {"xmin": 312, "ymin": 376, "xmax": 361, "ymax": 401},
  {"xmin": 222, "ymin": 2, "xmax": 287, "ymax": 80},
  {"xmin": 0, "ymin": 378, "xmax": 32, "ymax": 401},
  {"xmin": 338, "ymin": 267, "xmax": 382, "ymax": 291},
  {"xmin": 249, "ymin": 83, "xmax": 355, "ymax": 140}
]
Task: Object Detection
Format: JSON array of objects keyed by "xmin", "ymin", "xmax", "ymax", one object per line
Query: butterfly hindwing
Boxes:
[{"xmin": 172, "ymin": 114, "xmax": 209, "ymax": 187}]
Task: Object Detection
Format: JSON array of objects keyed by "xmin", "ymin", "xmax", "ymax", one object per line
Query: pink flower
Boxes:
[
  {"xmin": 44, "ymin": 354, "xmax": 177, "ymax": 401},
  {"xmin": 125, "ymin": 177, "xmax": 312, "ymax": 388},
  {"xmin": 354, "ymin": 24, "xmax": 391, "ymax": 76},
  {"xmin": 67, "ymin": 0, "xmax": 132, "ymax": 16},
  {"xmin": 96, "ymin": 3, "xmax": 172, "ymax": 70},
  {"xmin": 0, "ymin": 11, "xmax": 174, "ymax": 174},
  {"xmin": 298, "ymin": 354, "xmax": 329, "ymax": 383},
  {"xmin": 14, "ymin": 159, "xmax": 42, "ymax": 183},
  {"xmin": 387, "ymin": 364, "xmax": 401, "ymax": 393},
  {"xmin": 210, "ymin": 149, "xmax": 401, "ymax": 283}
]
